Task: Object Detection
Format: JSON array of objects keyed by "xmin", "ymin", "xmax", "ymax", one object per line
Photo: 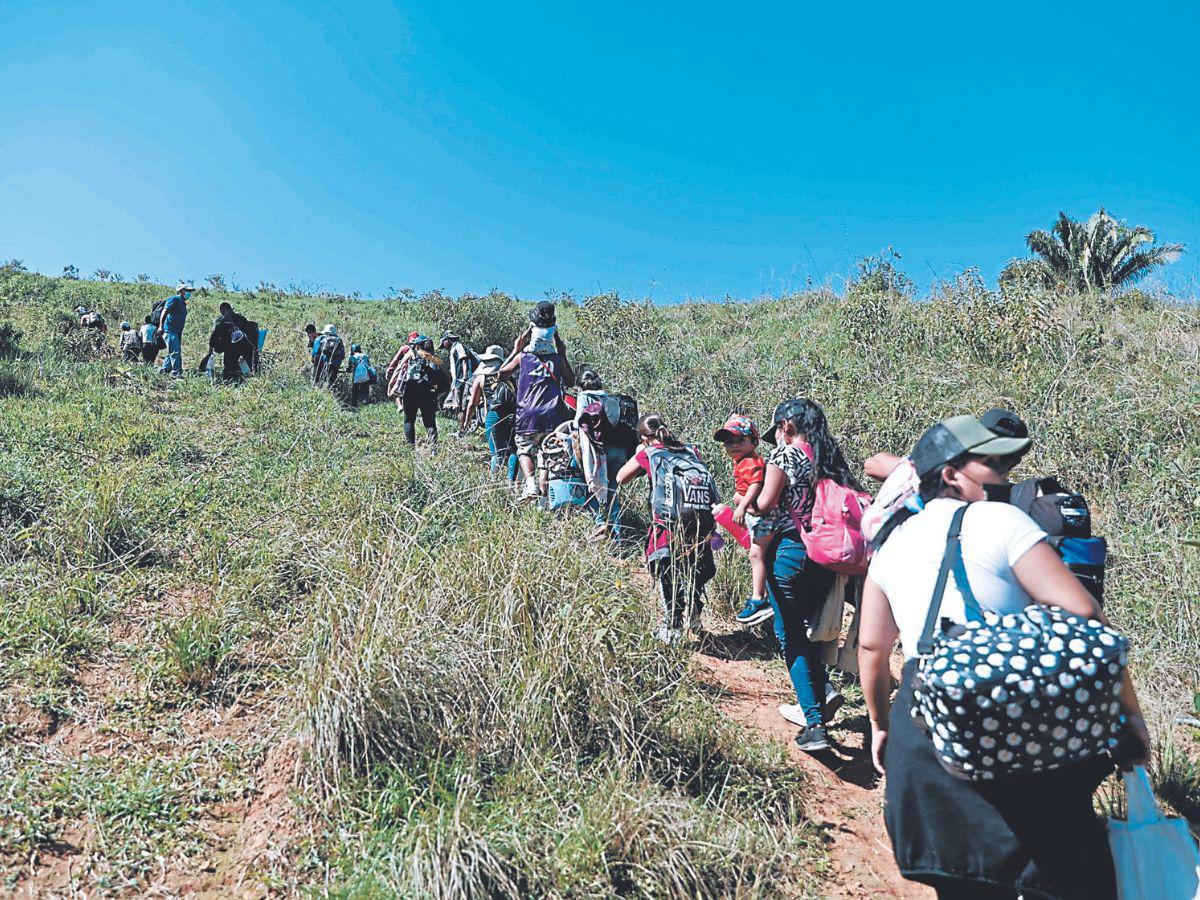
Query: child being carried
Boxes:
[{"xmin": 713, "ymin": 415, "xmax": 775, "ymax": 627}]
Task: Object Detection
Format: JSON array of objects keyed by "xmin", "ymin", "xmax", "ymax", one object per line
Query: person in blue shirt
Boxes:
[{"xmin": 157, "ymin": 282, "xmax": 193, "ymax": 376}]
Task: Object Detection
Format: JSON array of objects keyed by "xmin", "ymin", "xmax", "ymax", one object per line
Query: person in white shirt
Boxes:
[{"xmin": 859, "ymin": 415, "xmax": 1150, "ymax": 900}]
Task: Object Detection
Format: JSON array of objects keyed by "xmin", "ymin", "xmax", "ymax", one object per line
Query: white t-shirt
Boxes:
[{"xmin": 868, "ymin": 498, "xmax": 1046, "ymax": 660}]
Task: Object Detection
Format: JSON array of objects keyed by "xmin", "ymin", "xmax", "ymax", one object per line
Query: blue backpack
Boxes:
[{"xmin": 1009, "ymin": 478, "xmax": 1107, "ymax": 604}]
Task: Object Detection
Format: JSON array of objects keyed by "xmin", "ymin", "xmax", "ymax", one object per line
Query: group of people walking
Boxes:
[
  {"xmin": 81, "ymin": 282, "xmax": 264, "ymax": 383},
  {"xmin": 362, "ymin": 299, "xmax": 1152, "ymax": 899},
  {"xmin": 84, "ymin": 287, "xmax": 1162, "ymax": 899}
]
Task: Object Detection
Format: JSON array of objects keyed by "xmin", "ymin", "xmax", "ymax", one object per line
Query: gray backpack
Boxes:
[{"xmin": 646, "ymin": 446, "xmax": 719, "ymax": 526}]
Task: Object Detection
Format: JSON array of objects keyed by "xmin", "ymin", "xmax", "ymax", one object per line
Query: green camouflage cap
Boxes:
[{"xmin": 910, "ymin": 414, "xmax": 1031, "ymax": 478}]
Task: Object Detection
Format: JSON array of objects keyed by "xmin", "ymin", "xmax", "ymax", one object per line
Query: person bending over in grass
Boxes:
[
  {"xmin": 616, "ymin": 413, "xmax": 719, "ymax": 645},
  {"xmin": 755, "ymin": 398, "xmax": 862, "ymax": 751},
  {"xmin": 712, "ymin": 414, "xmax": 774, "ymax": 628},
  {"xmin": 859, "ymin": 414, "xmax": 1149, "ymax": 900},
  {"xmin": 118, "ymin": 321, "xmax": 142, "ymax": 362}
]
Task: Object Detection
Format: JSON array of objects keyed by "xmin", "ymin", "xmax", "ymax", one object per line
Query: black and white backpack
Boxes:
[
  {"xmin": 911, "ymin": 504, "xmax": 1128, "ymax": 781},
  {"xmin": 645, "ymin": 446, "xmax": 720, "ymax": 529}
]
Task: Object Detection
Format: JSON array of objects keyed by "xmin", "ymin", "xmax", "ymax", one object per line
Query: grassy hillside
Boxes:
[{"xmin": 0, "ymin": 262, "xmax": 1197, "ymax": 895}]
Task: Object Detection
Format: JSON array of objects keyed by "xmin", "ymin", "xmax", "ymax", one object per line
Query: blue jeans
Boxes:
[
  {"xmin": 485, "ymin": 409, "xmax": 518, "ymax": 480},
  {"xmin": 598, "ymin": 445, "xmax": 627, "ymax": 525},
  {"xmin": 159, "ymin": 331, "xmax": 182, "ymax": 375},
  {"xmin": 765, "ymin": 534, "xmax": 835, "ymax": 727}
]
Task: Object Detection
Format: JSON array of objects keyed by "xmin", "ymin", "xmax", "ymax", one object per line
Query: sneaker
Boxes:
[
  {"xmin": 825, "ymin": 685, "xmax": 845, "ymax": 723},
  {"xmin": 520, "ymin": 481, "xmax": 540, "ymax": 501},
  {"xmin": 778, "ymin": 704, "xmax": 807, "ymax": 727},
  {"xmin": 794, "ymin": 725, "xmax": 830, "ymax": 753},
  {"xmin": 734, "ymin": 597, "xmax": 774, "ymax": 627}
]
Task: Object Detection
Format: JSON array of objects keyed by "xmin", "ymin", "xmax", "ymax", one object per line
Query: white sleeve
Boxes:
[{"xmin": 982, "ymin": 502, "xmax": 1047, "ymax": 567}]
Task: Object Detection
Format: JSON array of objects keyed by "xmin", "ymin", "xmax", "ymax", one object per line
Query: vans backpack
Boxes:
[
  {"xmin": 1008, "ymin": 477, "xmax": 1107, "ymax": 604},
  {"xmin": 788, "ymin": 444, "xmax": 873, "ymax": 575},
  {"xmin": 646, "ymin": 446, "xmax": 720, "ymax": 527}
]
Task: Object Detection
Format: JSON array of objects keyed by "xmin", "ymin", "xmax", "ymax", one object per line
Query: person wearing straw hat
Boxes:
[
  {"xmin": 157, "ymin": 282, "xmax": 192, "ymax": 376},
  {"xmin": 463, "ymin": 344, "xmax": 519, "ymax": 480}
]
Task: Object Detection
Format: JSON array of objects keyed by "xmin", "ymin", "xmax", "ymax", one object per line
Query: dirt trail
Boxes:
[{"xmin": 693, "ymin": 628, "xmax": 931, "ymax": 899}]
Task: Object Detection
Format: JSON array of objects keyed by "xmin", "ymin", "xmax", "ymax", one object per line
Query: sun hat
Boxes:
[
  {"xmin": 530, "ymin": 300, "xmax": 556, "ymax": 327},
  {"xmin": 475, "ymin": 344, "xmax": 506, "ymax": 374},
  {"xmin": 322, "ymin": 324, "xmax": 337, "ymax": 335},
  {"xmin": 74, "ymin": 305, "xmax": 87, "ymax": 316},
  {"xmin": 120, "ymin": 321, "xmax": 131, "ymax": 329},
  {"xmin": 176, "ymin": 282, "xmax": 193, "ymax": 293},
  {"xmin": 440, "ymin": 330, "xmax": 459, "ymax": 343},
  {"xmin": 714, "ymin": 414, "xmax": 760, "ymax": 443},
  {"xmin": 979, "ymin": 407, "xmax": 1029, "ymax": 440},
  {"xmin": 762, "ymin": 398, "xmax": 810, "ymax": 445},
  {"xmin": 909, "ymin": 414, "xmax": 1032, "ymax": 478}
]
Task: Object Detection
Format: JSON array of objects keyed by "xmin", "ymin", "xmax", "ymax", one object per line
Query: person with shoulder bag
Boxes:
[{"xmin": 859, "ymin": 415, "xmax": 1150, "ymax": 900}]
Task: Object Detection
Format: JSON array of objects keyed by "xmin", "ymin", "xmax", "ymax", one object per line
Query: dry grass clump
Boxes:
[{"xmin": 299, "ymin": 459, "xmax": 817, "ymax": 897}]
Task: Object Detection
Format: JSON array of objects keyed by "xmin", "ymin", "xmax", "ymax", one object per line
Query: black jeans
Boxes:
[{"xmin": 403, "ymin": 387, "xmax": 439, "ymax": 444}]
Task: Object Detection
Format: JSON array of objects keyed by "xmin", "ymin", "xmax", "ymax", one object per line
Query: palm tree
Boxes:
[{"xmin": 1023, "ymin": 209, "xmax": 1184, "ymax": 292}]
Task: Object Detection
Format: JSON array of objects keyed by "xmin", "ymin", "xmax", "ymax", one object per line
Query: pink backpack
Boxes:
[{"xmin": 787, "ymin": 443, "xmax": 873, "ymax": 575}]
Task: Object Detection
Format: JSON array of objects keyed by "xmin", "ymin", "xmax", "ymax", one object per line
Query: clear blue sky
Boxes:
[{"xmin": 2, "ymin": 1, "xmax": 1198, "ymax": 301}]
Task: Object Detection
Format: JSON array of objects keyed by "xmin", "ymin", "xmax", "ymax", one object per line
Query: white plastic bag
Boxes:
[
  {"xmin": 807, "ymin": 574, "xmax": 846, "ymax": 643},
  {"xmin": 1108, "ymin": 766, "xmax": 1200, "ymax": 899}
]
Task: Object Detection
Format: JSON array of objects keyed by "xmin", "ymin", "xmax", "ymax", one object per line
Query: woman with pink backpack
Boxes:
[{"xmin": 756, "ymin": 398, "xmax": 869, "ymax": 752}]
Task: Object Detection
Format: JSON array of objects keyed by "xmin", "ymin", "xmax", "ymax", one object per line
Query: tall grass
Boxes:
[{"xmin": 0, "ymin": 263, "xmax": 1196, "ymax": 892}]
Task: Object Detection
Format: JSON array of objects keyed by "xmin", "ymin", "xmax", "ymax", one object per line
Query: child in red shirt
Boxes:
[{"xmin": 713, "ymin": 415, "xmax": 774, "ymax": 627}]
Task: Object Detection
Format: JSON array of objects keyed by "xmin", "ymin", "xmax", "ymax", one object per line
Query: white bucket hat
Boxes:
[{"xmin": 322, "ymin": 324, "xmax": 338, "ymax": 335}]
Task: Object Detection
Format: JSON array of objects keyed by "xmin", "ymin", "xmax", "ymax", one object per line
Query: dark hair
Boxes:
[
  {"xmin": 144, "ymin": 315, "xmax": 152, "ymax": 325},
  {"xmin": 219, "ymin": 301, "xmax": 232, "ymax": 314},
  {"xmin": 637, "ymin": 412, "xmax": 686, "ymax": 451},
  {"xmin": 304, "ymin": 323, "xmax": 316, "ymax": 333},
  {"xmin": 777, "ymin": 399, "xmax": 863, "ymax": 491},
  {"xmin": 578, "ymin": 368, "xmax": 603, "ymax": 391}
]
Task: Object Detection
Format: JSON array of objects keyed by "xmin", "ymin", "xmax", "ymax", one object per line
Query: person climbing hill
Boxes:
[
  {"xmin": 859, "ymin": 413, "xmax": 1150, "ymax": 900},
  {"xmin": 616, "ymin": 413, "xmax": 720, "ymax": 644},
  {"xmin": 157, "ymin": 283, "xmax": 192, "ymax": 377},
  {"xmin": 390, "ymin": 334, "xmax": 449, "ymax": 446},
  {"xmin": 312, "ymin": 324, "xmax": 345, "ymax": 386},
  {"xmin": 755, "ymin": 398, "xmax": 863, "ymax": 752},
  {"xmin": 463, "ymin": 344, "xmax": 519, "ymax": 481},
  {"xmin": 497, "ymin": 301, "xmax": 575, "ymax": 500}
]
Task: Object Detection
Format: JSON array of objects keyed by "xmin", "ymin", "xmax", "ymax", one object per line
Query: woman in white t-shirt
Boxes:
[{"xmin": 859, "ymin": 415, "xmax": 1150, "ymax": 900}]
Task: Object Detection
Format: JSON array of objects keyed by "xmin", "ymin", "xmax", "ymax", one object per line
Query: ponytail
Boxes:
[{"xmin": 637, "ymin": 413, "xmax": 686, "ymax": 451}]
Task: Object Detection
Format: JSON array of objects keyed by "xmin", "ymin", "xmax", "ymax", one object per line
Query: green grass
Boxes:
[{"xmin": 0, "ymin": 260, "xmax": 1196, "ymax": 894}]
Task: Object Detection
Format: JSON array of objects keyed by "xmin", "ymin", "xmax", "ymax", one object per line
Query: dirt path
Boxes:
[{"xmin": 693, "ymin": 627, "xmax": 931, "ymax": 899}]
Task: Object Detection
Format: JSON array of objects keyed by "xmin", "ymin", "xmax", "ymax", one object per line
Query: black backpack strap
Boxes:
[{"xmin": 916, "ymin": 504, "xmax": 969, "ymax": 657}]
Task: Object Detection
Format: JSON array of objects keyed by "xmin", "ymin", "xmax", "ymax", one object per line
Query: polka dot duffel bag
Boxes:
[{"xmin": 911, "ymin": 504, "xmax": 1129, "ymax": 781}]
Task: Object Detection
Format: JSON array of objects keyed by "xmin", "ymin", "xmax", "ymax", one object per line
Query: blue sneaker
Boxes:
[{"xmin": 734, "ymin": 597, "xmax": 774, "ymax": 627}]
